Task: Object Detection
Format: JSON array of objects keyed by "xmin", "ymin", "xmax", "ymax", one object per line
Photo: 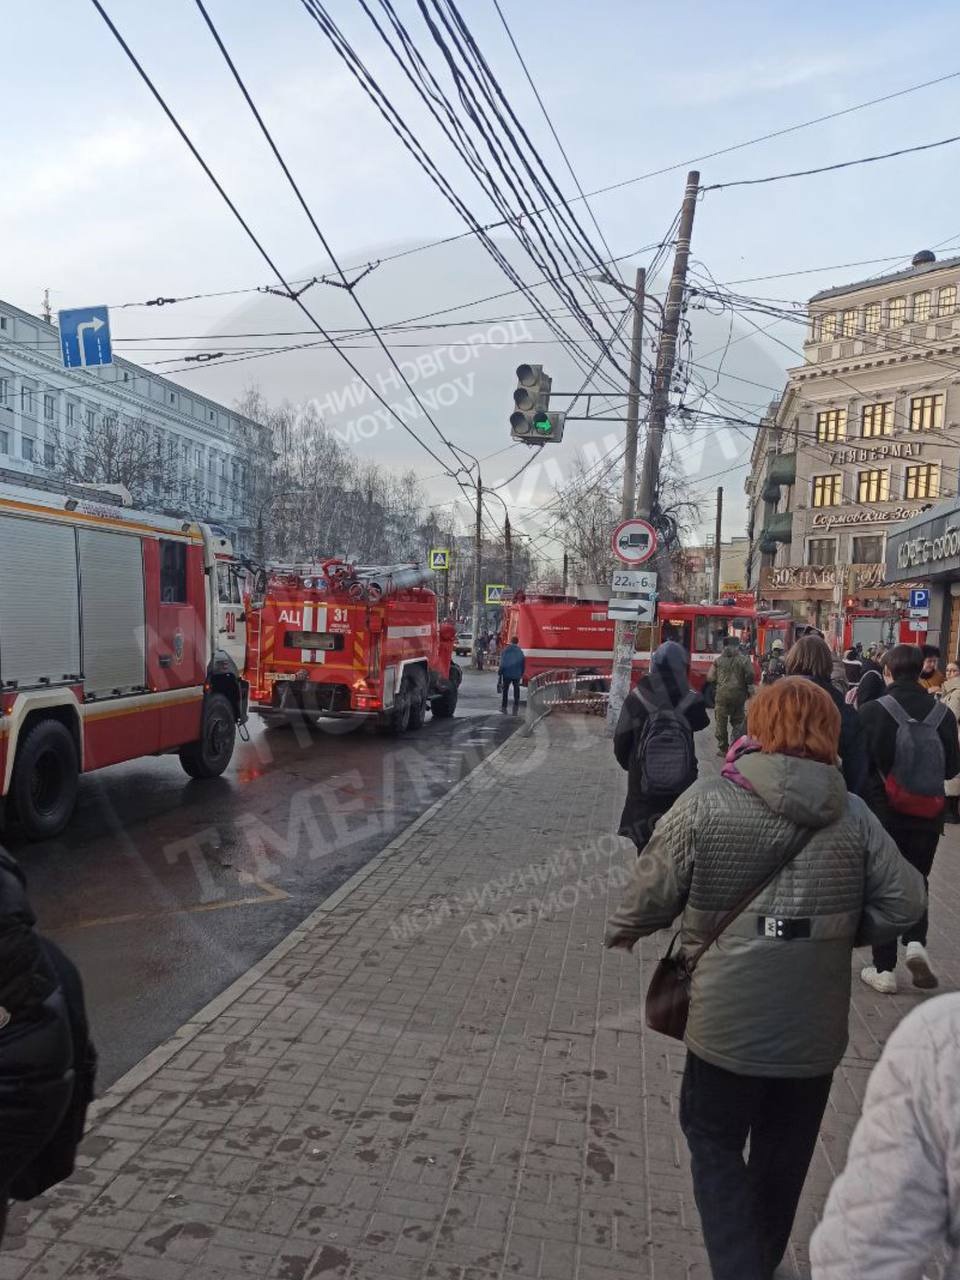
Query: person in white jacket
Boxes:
[{"xmin": 810, "ymin": 993, "xmax": 960, "ymax": 1279}]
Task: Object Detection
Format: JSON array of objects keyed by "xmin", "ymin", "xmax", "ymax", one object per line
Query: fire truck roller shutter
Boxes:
[
  {"xmin": 0, "ymin": 515, "xmax": 81, "ymax": 686},
  {"xmin": 78, "ymin": 529, "xmax": 147, "ymax": 695}
]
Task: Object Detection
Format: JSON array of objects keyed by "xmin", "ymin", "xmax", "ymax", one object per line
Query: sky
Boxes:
[{"xmin": 4, "ymin": 0, "xmax": 960, "ymax": 563}]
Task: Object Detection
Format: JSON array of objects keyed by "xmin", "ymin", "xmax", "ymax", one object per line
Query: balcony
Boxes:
[
  {"xmin": 761, "ymin": 452, "xmax": 796, "ymax": 504},
  {"xmin": 758, "ymin": 511, "xmax": 794, "ymax": 555}
]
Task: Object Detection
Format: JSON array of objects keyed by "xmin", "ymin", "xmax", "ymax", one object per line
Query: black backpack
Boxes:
[{"xmin": 635, "ymin": 688, "xmax": 697, "ymax": 794}]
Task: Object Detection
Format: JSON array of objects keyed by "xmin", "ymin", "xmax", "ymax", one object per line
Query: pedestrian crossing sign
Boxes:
[
  {"xmin": 485, "ymin": 584, "xmax": 509, "ymax": 604},
  {"xmin": 429, "ymin": 549, "xmax": 450, "ymax": 570}
]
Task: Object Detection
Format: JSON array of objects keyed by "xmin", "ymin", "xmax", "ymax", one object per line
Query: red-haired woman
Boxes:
[{"xmin": 605, "ymin": 677, "xmax": 925, "ymax": 1280}]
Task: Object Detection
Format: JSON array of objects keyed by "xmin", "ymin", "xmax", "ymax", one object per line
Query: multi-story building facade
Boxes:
[
  {"xmin": 0, "ymin": 298, "xmax": 263, "ymax": 549},
  {"xmin": 746, "ymin": 250, "xmax": 960, "ymax": 642}
]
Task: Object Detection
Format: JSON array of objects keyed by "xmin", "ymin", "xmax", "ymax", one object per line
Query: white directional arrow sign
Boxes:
[{"xmin": 75, "ymin": 316, "xmax": 105, "ymax": 367}]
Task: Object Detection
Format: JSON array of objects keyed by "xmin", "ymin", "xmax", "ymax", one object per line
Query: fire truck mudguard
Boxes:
[{"xmin": 0, "ymin": 480, "xmax": 247, "ymax": 840}]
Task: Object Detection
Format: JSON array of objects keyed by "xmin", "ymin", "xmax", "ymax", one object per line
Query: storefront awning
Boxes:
[{"xmin": 886, "ymin": 499, "xmax": 960, "ymax": 582}]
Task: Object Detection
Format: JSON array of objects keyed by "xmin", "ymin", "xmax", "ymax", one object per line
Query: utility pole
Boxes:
[
  {"xmin": 504, "ymin": 512, "xmax": 513, "ymax": 593},
  {"xmin": 471, "ymin": 476, "xmax": 483, "ymax": 659},
  {"xmin": 712, "ymin": 487, "xmax": 723, "ymax": 603},
  {"xmin": 605, "ymin": 267, "xmax": 648, "ymax": 732},
  {"xmin": 562, "ymin": 550, "xmax": 568, "ymax": 595}
]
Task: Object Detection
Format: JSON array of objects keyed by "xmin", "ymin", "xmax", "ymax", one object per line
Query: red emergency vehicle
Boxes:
[
  {"xmin": 244, "ymin": 560, "xmax": 460, "ymax": 731},
  {"xmin": 0, "ymin": 480, "xmax": 248, "ymax": 840},
  {"xmin": 500, "ymin": 592, "xmax": 788, "ymax": 688}
]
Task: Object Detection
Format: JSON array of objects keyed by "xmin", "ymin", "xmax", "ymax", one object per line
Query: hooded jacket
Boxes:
[
  {"xmin": 498, "ymin": 642, "xmax": 525, "ymax": 681},
  {"xmin": 810, "ymin": 994, "xmax": 960, "ymax": 1279},
  {"xmin": 605, "ymin": 753, "xmax": 925, "ymax": 1077}
]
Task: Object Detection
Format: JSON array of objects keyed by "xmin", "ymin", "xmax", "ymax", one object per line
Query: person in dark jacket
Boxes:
[
  {"xmin": 498, "ymin": 637, "xmax": 525, "ymax": 713},
  {"xmin": 613, "ymin": 641, "xmax": 709, "ymax": 851},
  {"xmin": 0, "ymin": 847, "xmax": 81, "ymax": 1244},
  {"xmin": 859, "ymin": 643, "xmax": 960, "ymax": 994},
  {"xmin": 784, "ymin": 635, "xmax": 868, "ymax": 796},
  {"xmin": 856, "ymin": 667, "xmax": 886, "ymax": 707}
]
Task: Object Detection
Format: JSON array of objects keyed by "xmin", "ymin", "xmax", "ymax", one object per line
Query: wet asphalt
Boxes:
[{"xmin": 8, "ymin": 669, "xmax": 519, "ymax": 1087}]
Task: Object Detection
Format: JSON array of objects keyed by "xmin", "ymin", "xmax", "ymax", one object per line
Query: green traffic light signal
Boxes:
[{"xmin": 533, "ymin": 412, "xmax": 553, "ymax": 433}]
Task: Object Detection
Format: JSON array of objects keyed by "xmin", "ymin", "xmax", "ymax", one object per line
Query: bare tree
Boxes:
[{"xmin": 63, "ymin": 413, "xmax": 161, "ymax": 504}]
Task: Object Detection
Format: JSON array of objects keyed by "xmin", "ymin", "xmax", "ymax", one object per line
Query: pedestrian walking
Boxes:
[
  {"xmin": 859, "ymin": 643, "xmax": 960, "ymax": 994},
  {"xmin": 940, "ymin": 660, "xmax": 960, "ymax": 825},
  {"xmin": 784, "ymin": 634, "xmax": 868, "ymax": 795},
  {"xmin": 705, "ymin": 633, "xmax": 754, "ymax": 755},
  {"xmin": 498, "ymin": 636, "xmax": 524, "ymax": 713},
  {"xmin": 760, "ymin": 639, "xmax": 786, "ymax": 685},
  {"xmin": 613, "ymin": 641, "xmax": 709, "ymax": 852},
  {"xmin": 476, "ymin": 631, "xmax": 487, "ymax": 672},
  {"xmin": 852, "ymin": 665, "xmax": 885, "ymax": 708},
  {"xmin": 605, "ymin": 678, "xmax": 925, "ymax": 1280},
  {"xmin": 0, "ymin": 846, "xmax": 97, "ymax": 1244},
  {"xmin": 842, "ymin": 647, "xmax": 863, "ymax": 685},
  {"xmin": 920, "ymin": 643, "xmax": 945, "ymax": 691},
  {"xmin": 810, "ymin": 993, "xmax": 960, "ymax": 1279}
]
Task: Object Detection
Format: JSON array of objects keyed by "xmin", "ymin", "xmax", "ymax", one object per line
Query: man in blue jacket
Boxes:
[{"xmin": 499, "ymin": 637, "xmax": 525, "ymax": 713}]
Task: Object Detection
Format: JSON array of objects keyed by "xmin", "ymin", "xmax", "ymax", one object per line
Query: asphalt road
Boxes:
[{"xmin": 9, "ymin": 669, "xmax": 519, "ymax": 1087}]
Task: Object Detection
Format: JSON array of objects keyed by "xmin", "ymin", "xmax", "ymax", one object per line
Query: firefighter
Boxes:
[
  {"xmin": 706, "ymin": 633, "xmax": 755, "ymax": 755},
  {"xmin": 761, "ymin": 638, "xmax": 787, "ymax": 685}
]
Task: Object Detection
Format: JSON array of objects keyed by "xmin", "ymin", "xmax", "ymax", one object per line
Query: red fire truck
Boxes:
[
  {"xmin": 0, "ymin": 480, "xmax": 248, "ymax": 839},
  {"xmin": 244, "ymin": 560, "xmax": 460, "ymax": 731},
  {"xmin": 500, "ymin": 592, "xmax": 788, "ymax": 688}
]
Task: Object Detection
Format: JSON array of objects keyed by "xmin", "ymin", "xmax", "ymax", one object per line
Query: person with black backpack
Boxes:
[
  {"xmin": 613, "ymin": 641, "xmax": 709, "ymax": 852},
  {"xmin": 859, "ymin": 643, "xmax": 960, "ymax": 994}
]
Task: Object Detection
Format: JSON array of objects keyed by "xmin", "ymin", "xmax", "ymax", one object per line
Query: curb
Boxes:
[{"xmin": 89, "ymin": 728, "xmax": 524, "ymax": 1122}]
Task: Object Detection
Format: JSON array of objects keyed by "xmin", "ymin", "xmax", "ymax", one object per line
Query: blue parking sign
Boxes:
[
  {"xmin": 58, "ymin": 306, "xmax": 113, "ymax": 369},
  {"xmin": 910, "ymin": 588, "xmax": 930, "ymax": 611}
]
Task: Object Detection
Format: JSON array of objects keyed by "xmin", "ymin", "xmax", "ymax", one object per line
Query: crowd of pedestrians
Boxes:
[{"xmin": 609, "ymin": 633, "xmax": 960, "ymax": 1279}]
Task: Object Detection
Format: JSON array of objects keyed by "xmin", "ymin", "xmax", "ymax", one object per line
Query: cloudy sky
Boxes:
[{"xmin": 4, "ymin": 0, "xmax": 960, "ymax": 560}]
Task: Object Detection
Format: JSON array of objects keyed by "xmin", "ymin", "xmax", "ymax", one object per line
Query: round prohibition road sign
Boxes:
[{"xmin": 610, "ymin": 517, "xmax": 658, "ymax": 566}]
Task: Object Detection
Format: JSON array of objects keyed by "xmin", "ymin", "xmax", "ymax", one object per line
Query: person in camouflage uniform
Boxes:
[{"xmin": 707, "ymin": 634, "xmax": 755, "ymax": 755}]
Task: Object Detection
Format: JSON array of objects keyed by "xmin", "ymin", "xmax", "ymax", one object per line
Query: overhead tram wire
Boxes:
[
  {"xmin": 86, "ymin": 0, "xmax": 470, "ymax": 486},
  {"xmin": 192, "ymin": 0, "xmax": 475, "ymax": 485},
  {"xmin": 298, "ymin": 1, "xmax": 631, "ymax": 401}
]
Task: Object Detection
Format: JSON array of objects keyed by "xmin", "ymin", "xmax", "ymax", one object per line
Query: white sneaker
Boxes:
[
  {"xmin": 860, "ymin": 966, "xmax": 898, "ymax": 994},
  {"xmin": 905, "ymin": 942, "xmax": 939, "ymax": 990}
]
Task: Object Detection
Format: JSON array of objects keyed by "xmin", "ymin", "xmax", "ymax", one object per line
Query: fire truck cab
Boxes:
[
  {"xmin": 0, "ymin": 480, "xmax": 248, "ymax": 840},
  {"xmin": 244, "ymin": 560, "xmax": 460, "ymax": 732}
]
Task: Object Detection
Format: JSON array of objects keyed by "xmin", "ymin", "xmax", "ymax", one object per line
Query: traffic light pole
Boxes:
[
  {"xmin": 471, "ymin": 475, "xmax": 483, "ymax": 663},
  {"xmin": 605, "ymin": 267, "xmax": 647, "ymax": 734}
]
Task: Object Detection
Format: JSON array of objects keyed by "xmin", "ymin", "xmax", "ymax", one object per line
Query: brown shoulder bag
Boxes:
[{"xmin": 645, "ymin": 825, "xmax": 816, "ymax": 1041}]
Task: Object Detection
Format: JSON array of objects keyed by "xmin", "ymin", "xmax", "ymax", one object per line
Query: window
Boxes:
[
  {"xmin": 938, "ymin": 285, "xmax": 957, "ymax": 317},
  {"xmin": 209, "ymin": 410, "xmax": 215, "ymax": 422},
  {"xmin": 905, "ymin": 463, "xmax": 941, "ymax": 500},
  {"xmin": 0, "ymin": 378, "xmax": 7, "ymax": 406},
  {"xmin": 888, "ymin": 296, "xmax": 906, "ymax": 327},
  {"xmin": 840, "ymin": 310, "xmax": 857, "ymax": 338},
  {"xmin": 857, "ymin": 469, "xmax": 889, "ymax": 503},
  {"xmin": 910, "ymin": 394, "xmax": 944, "ymax": 431},
  {"xmin": 66, "ymin": 402, "xmax": 75, "ymax": 427},
  {"xmin": 20, "ymin": 386, "xmax": 33, "ymax": 413},
  {"xmin": 0, "ymin": 317, "xmax": 7, "ymax": 330},
  {"xmin": 21, "ymin": 436, "xmax": 35, "ymax": 462},
  {"xmin": 821, "ymin": 313, "xmax": 837, "ymax": 340},
  {"xmin": 812, "ymin": 473, "xmax": 842, "ymax": 507},
  {"xmin": 43, "ymin": 442, "xmax": 55, "ymax": 468},
  {"xmin": 217, "ymin": 563, "xmax": 241, "ymax": 605},
  {"xmin": 85, "ymin": 408, "xmax": 95, "ymax": 430},
  {"xmin": 807, "ymin": 538, "xmax": 836, "ymax": 566},
  {"xmin": 43, "ymin": 393, "xmax": 54, "ymax": 422},
  {"xmin": 169, "ymin": 392, "xmax": 176, "ymax": 405},
  {"xmin": 914, "ymin": 291, "xmax": 931, "ymax": 323},
  {"xmin": 0, "ymin": 430, "xmax": 8, "ymax": 455},
  {"xmin": 810, "ymin": 316, "xmax": 822, "ymax": 341},
  {"xmin": 816, "ymin": 408, "xmax": 846, "ymax": 442},
  {"xmin": 195, "ymin": 449, "xmax": 202, "ymax": 469},
  {"xmin": 864, "ymin": 301, "xmax": 881, "ymax": 334},
  {"xmin": 852, "ymin": 535, "xmax": 884, "ymax": 564},
  {"xmin": 159, "ymin": 540, "xmax": 188, "ymax": 604},
  {"xmin": 861, "ymin": 402, "xmax": 893, "ymax": 437}
]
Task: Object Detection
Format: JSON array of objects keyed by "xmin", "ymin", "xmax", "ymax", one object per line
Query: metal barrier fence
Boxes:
[{"xmin": 520, "ymin": 670, "xmax": 610, "ymax": 737}]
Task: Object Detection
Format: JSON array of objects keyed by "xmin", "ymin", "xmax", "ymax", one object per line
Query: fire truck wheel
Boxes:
[
  {"xmin": 12, "ymin": 718, "xmax": 79, "ymax": 840},
  {"xmin": 430, "ymin": 686, "xmax": 458, "ymax": 719},
  {"xmin": 407, "ymin": 676, "xmax": 428, "ymax": 730},
  {"xmin": 179, "ymin": 694, "xmax": 237, "ymax": 779}
]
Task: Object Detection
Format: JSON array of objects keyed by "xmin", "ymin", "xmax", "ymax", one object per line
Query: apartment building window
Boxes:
[
  {"xmin": 812, "ymin": 473, "xmax": 843, "ymax": 507},
  {"xmin": 821, "ymin": 313, "xmax": 837, "ymax": 340},
  {"xmin": 938, "ymin": 285, "xmax": 957, "ymax": 317},
  {"xmin": 914, "ymin": 291, "xmax": 931, "ymax": 323},
  {"xmin": 43, "ymin": 393, "xmax": 54, "ymax": 422},
  {"xmin": 807, "ymin": 538, "xmax": 836, "ymax": 566},
  {"xmin": 840, "ymin": 310, "xmax": 857, "ymax": 338},
  {"xmin": 810, "ymin": 316, "xmax": 822, "ymax": 341},
  {"xmin": 0, "ymin": 430, "xmax": 7, "ymax": 455},
  {"xmin": 85, "ymin": 408, "xmax": 95, "ymax": 430},
  {"xmin": 852, "ymin": 535, "xmax": 884, "ymax": 564},
  {"xmin": 910, "ymin": 393, "xmax": 944, "ymax": 431},
  {"xmin": 864, "ymin": 301, "xmax": 881, "ymax": 334},
  {"xmin": 0, "ymin": 378, "xmax": 7, "ymax": 406},
  {"xmin": 861, "ymin": 402, "xmax": 893, "ymax": 438},
  {"xmin": 816, "ymin": 408, "xmax": 846, "ymax": 443},
  {"xmin": 905, "ymin": 462, "xmax": 941, "ymax": 500},
  {"xmin": 43, "ymin": 442, "xmax": 55, "ymax": 468},
  {"xmin": 21, "ymin": 387, "xmax": 33, "ymax": 413},
  {"xmin": 21, "ymin": 437, "xmax": 35, "ymax": 462},
  {"xmin": 888, "ymin": 296, "xmax": 906, "ymax": 327},
  {"xmin": 857, "ymin": 468, "xmax": 889, "ymax": 503},
  {"xmin": 66, "ymin": 402, "xmax": 75, "ymax": 427}
]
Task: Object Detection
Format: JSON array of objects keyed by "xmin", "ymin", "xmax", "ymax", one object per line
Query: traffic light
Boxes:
[{"xmin": 510, "ymin": 363, "xmax": 565, "ymax": 444}]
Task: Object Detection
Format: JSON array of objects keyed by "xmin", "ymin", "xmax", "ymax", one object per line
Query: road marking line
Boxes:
[{"xmin": 54, "ymin": 877, "xmax": 289, "ymax": 931}]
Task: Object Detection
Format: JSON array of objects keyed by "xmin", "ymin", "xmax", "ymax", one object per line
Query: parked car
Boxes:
[{"xmin": 455, "ymin": 631, "xmax": 473, "ymax": 657}]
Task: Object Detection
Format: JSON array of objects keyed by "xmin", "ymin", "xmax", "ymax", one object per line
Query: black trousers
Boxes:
[
  {"xmin": 872, "ymin": 821, "xmax": 939, "ymax": 972},
  {"xmin": 680, "ymin": 1052, "xmax": 832, "ymax": 1280},
  {"xmin": 500, "ymin": 677, "xmax": 520, "ymax": 710}
]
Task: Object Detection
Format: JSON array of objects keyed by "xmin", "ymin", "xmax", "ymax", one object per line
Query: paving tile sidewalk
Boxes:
[{"xmin": 5, "ymin": 712, "xmax": 960, "ymax": 1280}]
